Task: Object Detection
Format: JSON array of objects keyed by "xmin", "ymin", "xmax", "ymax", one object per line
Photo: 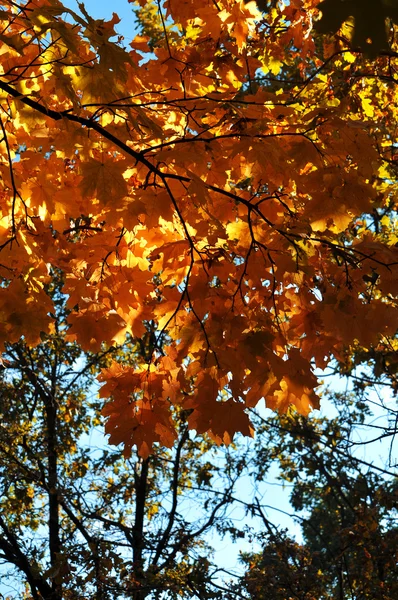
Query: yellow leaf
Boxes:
[{"xmin": 361, "ymin": 97, "xmax": 375, "ymax": 118}]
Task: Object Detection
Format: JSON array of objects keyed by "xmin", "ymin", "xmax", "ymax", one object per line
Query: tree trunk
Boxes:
[
  {"xmin": 132, "ymin": 457, "xmax": 149, "ymax": 600},
  {"xmin": 46, "ymin": 393, "xmax": 62, "ymax": 600}
]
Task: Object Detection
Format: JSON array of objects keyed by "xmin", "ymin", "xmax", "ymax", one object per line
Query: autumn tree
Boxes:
[
  {"xmin": 225, "ymin": 392, "xmax": 398, "ymax": 600},
  {"xmin": 1, "ymin": 272, "xmax": 396, "ymax": 599},
  {"xmin": 1, "ymin": 1, "xmax": 398, "ymax": 597},
  {"xmin": 1, "ymin": 0, "xmax": 398, "ymax": 449},
  {"xmin": 0, "ymin": 270, "xmax": 251, "ymax": 600}
]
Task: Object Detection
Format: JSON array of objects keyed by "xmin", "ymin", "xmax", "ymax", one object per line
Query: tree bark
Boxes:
[{"xmin": 132, "ymin": 457, "xmax": 149, "ymax": 600}]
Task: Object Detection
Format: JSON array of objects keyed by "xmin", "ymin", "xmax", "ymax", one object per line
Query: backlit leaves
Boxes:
[
  {"xmin": 80, "ymin": 156, "xmax": 128, "ymax": 205},
  {"xmin": 0, "ymin": 0, "xmax": 398, "ymax": 455}
]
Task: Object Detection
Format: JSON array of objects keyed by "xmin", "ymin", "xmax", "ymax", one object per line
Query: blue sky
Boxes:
[
  {"xmin": 72, "ymin": 0, "xmax": 133, "ymax": 19},
  {"xmin": 70, "ymin": 0, "xmax": 137, "ymax": 37}
]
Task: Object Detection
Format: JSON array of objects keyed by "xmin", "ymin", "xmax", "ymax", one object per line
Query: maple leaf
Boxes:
[
  {"xmin": 218, "ymin": 1, "xmax": 261, "ymax": 51},
  {"xmin": 66, "ymin": 308, "xmax": 128, "ymax": 352},
  {"xmin": 103, "ymin": 396, "xmax": 177, "ymax": 459},
  {"xmin": 80, "ymin": 156, "xmax": 128, "ymax": 205},
  {"xmin": 0, "ymin": 278, "xmax": 53, "ymax": 348}
]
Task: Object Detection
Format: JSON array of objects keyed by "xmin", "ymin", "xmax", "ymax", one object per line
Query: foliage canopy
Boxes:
[
  {"xmin": 0, "ymin": 272, "xmax": 247, "ymax": 599},
  {"xmin": 1, "ymin": 0, "xmax": 398, "ymax": 454},
  {"xmin": 1, "ymin": 272, "xmax": 396, "ymax": 599},
  {"xmin": 227, "ymin": 398, "xmax": 398, "ymax": 600}
]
